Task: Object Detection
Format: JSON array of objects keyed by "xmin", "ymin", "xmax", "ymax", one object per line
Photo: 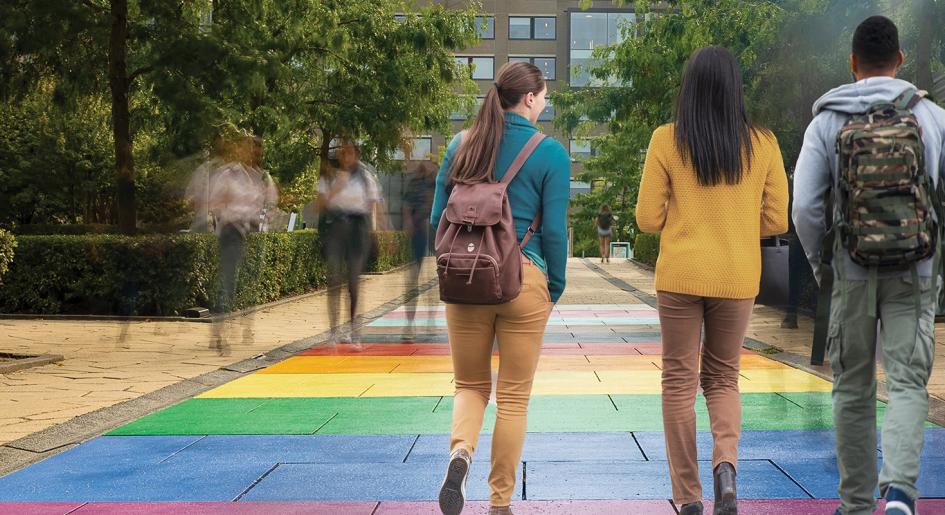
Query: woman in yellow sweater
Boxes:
[{"xmin": 636, "ymin": 47, "xmax": 788, "ymax": 515}]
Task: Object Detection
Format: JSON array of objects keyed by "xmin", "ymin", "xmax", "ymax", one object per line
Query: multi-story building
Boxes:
[
  {"xmin": 396, "ymin": 1, "xmax": 636, "ymax": 190},
  {"xmin": 379, "ymin": 1, "xmax": 636, "ymax": 233}
]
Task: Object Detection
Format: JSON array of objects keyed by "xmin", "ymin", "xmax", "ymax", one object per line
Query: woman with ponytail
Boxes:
[{"xmin": 431, "ymin": 62, "xmax": 570, "ymax": 515}]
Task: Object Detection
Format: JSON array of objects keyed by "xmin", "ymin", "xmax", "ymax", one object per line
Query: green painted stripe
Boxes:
[{"xmin": 106, "ymin": 393, "xmax": 937, "ymax": 436}]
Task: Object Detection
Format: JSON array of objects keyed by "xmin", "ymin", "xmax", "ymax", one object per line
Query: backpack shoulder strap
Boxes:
[
  {"xmin": 503, "ymin": 132, "xmax": 548, "ymax": 249},
  {"xmin": 894, "ymin": 89, "xmax": 928, "ymax": 110},
  {"xmin": 500, "ymin": 132, "xmax": 547, "ymax": 185}
]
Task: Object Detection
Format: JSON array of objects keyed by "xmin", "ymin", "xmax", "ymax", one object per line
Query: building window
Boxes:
[
  {"xmin": 570, "ymin": 180, "xmax": 591, "ymax": 198},
  {"xmin": 455, "ymin": 56, "xmax": 495, "ymax": 80},
  {"xmin": 394, "ymin": 137, "xmax": 433, "ymax": 161},
  {"xmin": 475, "ymin": 16, "xmax": 495, "ymax": 39},
  {"xmin": 508, "ymin": 56, "xmax": 556, "ymax": 80},
  {"xmin": 569, "ymin": 139, "xmax": 593, "ymax": 162},
  {"xmin": 509, "ymin": 16, "xmax": 556, "ymax": 40},
  {"xmin": 569, "ymin": 11, "xmax": 636, "ymax": 86},
  {"xmin": 538, "ymin": 100, "xmax": 555, "ymax": 122}
]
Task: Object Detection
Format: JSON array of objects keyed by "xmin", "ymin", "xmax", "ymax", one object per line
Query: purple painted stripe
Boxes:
[
  {"xmin": 7, "ymin": 500, "xmax": 945, "ymax": 515},
  {"xmin": 0, "ymin": 504, "xmax": 86, "ymax": 515},
  {"xmin": 67, "ymin": 502, "xmax": 376, "ymax": 514},
  {"xmin": 358, "ymin": 501, "xmax": 676, "ymax": 514}
]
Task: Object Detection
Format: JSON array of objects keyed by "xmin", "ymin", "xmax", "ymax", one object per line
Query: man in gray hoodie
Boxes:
[{"xmin": 793, "ymin": 16, "xmax": 945, "ymax": 515}]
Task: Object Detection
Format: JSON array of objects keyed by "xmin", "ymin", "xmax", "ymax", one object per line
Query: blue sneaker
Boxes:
[{"xmin": 885, "ymin": 487, "xmax": 917, "ymax": 515}]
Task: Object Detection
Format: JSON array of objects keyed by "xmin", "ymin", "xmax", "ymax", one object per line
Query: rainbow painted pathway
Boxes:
[{"xmin": 2, "ymin": 290, "xmax": 945, "ymax": 514}]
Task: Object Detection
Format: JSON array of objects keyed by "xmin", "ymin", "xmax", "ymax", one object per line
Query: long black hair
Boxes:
[{"xmin": 674, "ymin": 46, "xmax": 767, "ymax": 186}]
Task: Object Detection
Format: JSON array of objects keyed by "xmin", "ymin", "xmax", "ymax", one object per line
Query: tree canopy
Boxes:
[
  {"xmin": 558, "ymin": 0, "xmax": 945, "ymax": 252},
  {"xmin": 0, "ymin": 0, "xmax": 479, "ymax": 230}
]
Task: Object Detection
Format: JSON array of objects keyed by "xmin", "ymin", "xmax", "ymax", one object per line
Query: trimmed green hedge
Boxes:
[
  {"xmin": 13, "ymin": 223, "xmax": 185, "ymax": 235},
  {"xmin": 0, "ymin": 229, "xmax": 15, "ymax": 285},
  {"xmin": 634, "ymin": 233, "xmax": 660, "ymax": 267},
  {"xmin": 369, "ymin": 231, "xmax": 411, "ymax": 272},
  {"xmin": 0, "ymin": 230, "xmax": 410, "ymax": 316}
]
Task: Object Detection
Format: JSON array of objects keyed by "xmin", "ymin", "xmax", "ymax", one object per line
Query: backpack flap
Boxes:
[{"xmin": 444, "ymin": 182, "xmax": 508, "ymax": 227}]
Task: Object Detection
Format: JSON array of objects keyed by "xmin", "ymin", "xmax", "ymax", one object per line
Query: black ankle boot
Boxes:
[
  {"xmin": 713, "ymin": 462, "xmax": 737, "ymax": 515},
  {"xmin": 679, "ymin": 501, "xmax": 704, "ymax": 515}
]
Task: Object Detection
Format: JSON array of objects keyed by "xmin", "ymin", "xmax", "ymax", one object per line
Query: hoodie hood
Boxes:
[{"xmin": 812, "ymin": 77, "xmax": 917, "ymax": 116}]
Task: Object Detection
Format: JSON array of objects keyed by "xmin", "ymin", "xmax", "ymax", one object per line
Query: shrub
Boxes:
[
  {"xmin": 13, "ymin": 223, "xmax": 185, "ymax": 235},
  {"xmin": 633, "ymin": 233, "xmax": 660, "ymax": 267},
  {"xmin": 0, "ymin": 229, "xmax": 15, "ymax": 285},
  {"xmin": 0, "ymin": 230, "xmax": 410, "ymax": 316},
  {"xmin": 368, "ymin": 231, "xmax": 411, "ymax": 272}
]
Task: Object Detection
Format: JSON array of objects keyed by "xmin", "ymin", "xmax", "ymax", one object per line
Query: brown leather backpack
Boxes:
[{"xmin": 434, "ymin": 132, "xmax": 546, "ymax": 304}]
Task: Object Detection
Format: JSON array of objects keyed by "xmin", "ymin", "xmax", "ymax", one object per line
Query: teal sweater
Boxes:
[{"xmin": 431, "ymin": 112, "xmax": 570, "ymax": 302}]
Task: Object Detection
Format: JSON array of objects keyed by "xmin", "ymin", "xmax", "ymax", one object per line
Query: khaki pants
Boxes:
[
  {"xmin": 829, "ymin": 276, "xmax": 936, "ymax": 515},
  {"xmin": 657, "ymin": 291, "xmax": 755, "ymax": 504},
  {"xmin": 447, "ymin": 261, "xmax": 553, "ymax": 506}
]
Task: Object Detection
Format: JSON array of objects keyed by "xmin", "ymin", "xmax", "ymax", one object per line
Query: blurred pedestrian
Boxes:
[
  {"xmin": 192, "ymin": 132, "xmax": 277, "ymax": 355},
  {"xmin": 317, "ymin": 139, "xmax": 384, "ymax": 350},
  {"xmin": 402, "ymin": 160, "xmax": 437, "ymax": 340}
]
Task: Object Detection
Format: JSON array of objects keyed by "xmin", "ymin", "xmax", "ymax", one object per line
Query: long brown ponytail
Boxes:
[{"xmin": 448, "ymin": 61, "xmax": 545, "ymax": 185}]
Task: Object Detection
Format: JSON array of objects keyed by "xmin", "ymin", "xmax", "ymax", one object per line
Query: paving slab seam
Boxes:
[
  {"xmin": 233, "ymin": 462, "xmax": 282, "ymax": 502},
  {"xmin": 64, "ymin": 502, "xmax": 89, "ymax": 515},
  {"xmin": 0, "ymin": 276, "xmax": 439, "ymax": 476},
  {"xmin": 583, "ymin": 258, "xmax": 945, "ymax": 428},
  {"xmin": 766, "ymin": 459, "xmax": 815, "ymax": 499}
]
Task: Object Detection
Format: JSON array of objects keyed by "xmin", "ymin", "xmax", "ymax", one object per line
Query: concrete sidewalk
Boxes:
[
  {"xmin": 1, "ymin": 258, "xmax": 943, "ymax": 514},
  {"xmin": 600, "ymin": 259, "xmax": 945, "ymax": 407},
  {"xmin": 0, "ymin": 264, "xmax": 436, "ymax": 447}
]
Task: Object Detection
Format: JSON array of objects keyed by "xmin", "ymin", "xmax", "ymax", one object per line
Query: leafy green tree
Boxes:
[
  {"xmin": 0, "ymin": 0, "xmax": 216, "ymax": 232},
  {"xmin": 556, "ymin": 0, "xmax": 784, "ymax": 249},
  {"xmin": 556, "ymin": 0, "xmax": 944, "ymax": 254},
  {"xmin": 203, "ymin": 1, "xmax": 479, "ymax": 176},
  {"xmin": 0, "ymin": 85, "xmax": 115, "ymax": 225},
  {"xmin": 0, "ymin": 0, "xmax": 478, "ymax": 231}
]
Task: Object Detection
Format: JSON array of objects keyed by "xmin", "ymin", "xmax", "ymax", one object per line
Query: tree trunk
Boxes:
[
  {"xmin": 319, "ymin": 128, "xmax": 332, "ymax": 175},
  {"xmin": 916, "ymin": 0, "xmax": 934, "ymax": 91},
  {"xmin": 109, "ymin": 0, "xmax": 136, "ymax": 234}
]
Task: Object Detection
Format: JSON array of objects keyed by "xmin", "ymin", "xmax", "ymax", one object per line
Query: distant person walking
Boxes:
[
  {"xmin": 202, "ymin": 133, "xmax": 278, "ymax": 355},
  {"xmin": 317, "ymin": 140, "xmax": 385, "ymax": 350},
  {"xmin": 431, "ymin": 61, "xmax": 569, "ymax": 515},
  {"xmin": 636, "ymin": 46, "xmax": 789, "ymax": 515},
  {"xmin": 597, "ymin": 204, "xmax": 614, "ymax": 263},
  {"xmin": 402, "ymin": 160, "xmax": 437, "ymax": 340}
]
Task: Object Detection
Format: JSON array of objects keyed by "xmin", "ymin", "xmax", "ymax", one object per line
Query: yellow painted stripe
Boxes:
[
  {"xmin": 198, "ymin": 368, "xmax": 831, "ymax": 398},
  {"xmin": 256, "ymin": 354, "xmax": 789, "ymax": 375}
]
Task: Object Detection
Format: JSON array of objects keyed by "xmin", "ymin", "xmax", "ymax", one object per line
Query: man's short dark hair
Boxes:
[{"xmin": 852, "ymin": 16, "xmax": 901, "ymax": 72}]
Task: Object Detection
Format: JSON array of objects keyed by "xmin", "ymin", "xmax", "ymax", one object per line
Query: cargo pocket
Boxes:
[
  {"xmin": 827, "ymin": 321, "xmax": 844, "ymax": 374},
  {"xmin": 901, "ymin": 276, "xmax": 935, "ymax": 369},
  {"xmin": 911, "ymin": 310, "xmax": 935, "ymax": 370}
]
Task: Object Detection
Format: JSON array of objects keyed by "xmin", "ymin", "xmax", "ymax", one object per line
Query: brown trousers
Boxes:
[
  {"xmin": 447, "ymin": 261, "xmax": 553, "ymax": 506},
  {"xmin": 657, "ymin": 291, "xmax": 754, "ymax": 504}
]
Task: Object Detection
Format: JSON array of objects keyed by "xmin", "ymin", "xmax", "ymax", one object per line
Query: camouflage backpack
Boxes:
[{"xmin": 836, "ymin": 89, "xmax": 936, "ymax": 269}]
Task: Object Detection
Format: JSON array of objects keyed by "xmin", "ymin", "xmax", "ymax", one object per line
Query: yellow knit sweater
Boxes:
[{"xmin": 635, "ymin": 124, "xmax": 789, "ymax": 299}]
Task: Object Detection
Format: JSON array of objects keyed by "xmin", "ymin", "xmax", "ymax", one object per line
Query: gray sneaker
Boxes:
[{"xmin": 438, "ymin": 448, "xmax": 471, "ymax": 515}]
